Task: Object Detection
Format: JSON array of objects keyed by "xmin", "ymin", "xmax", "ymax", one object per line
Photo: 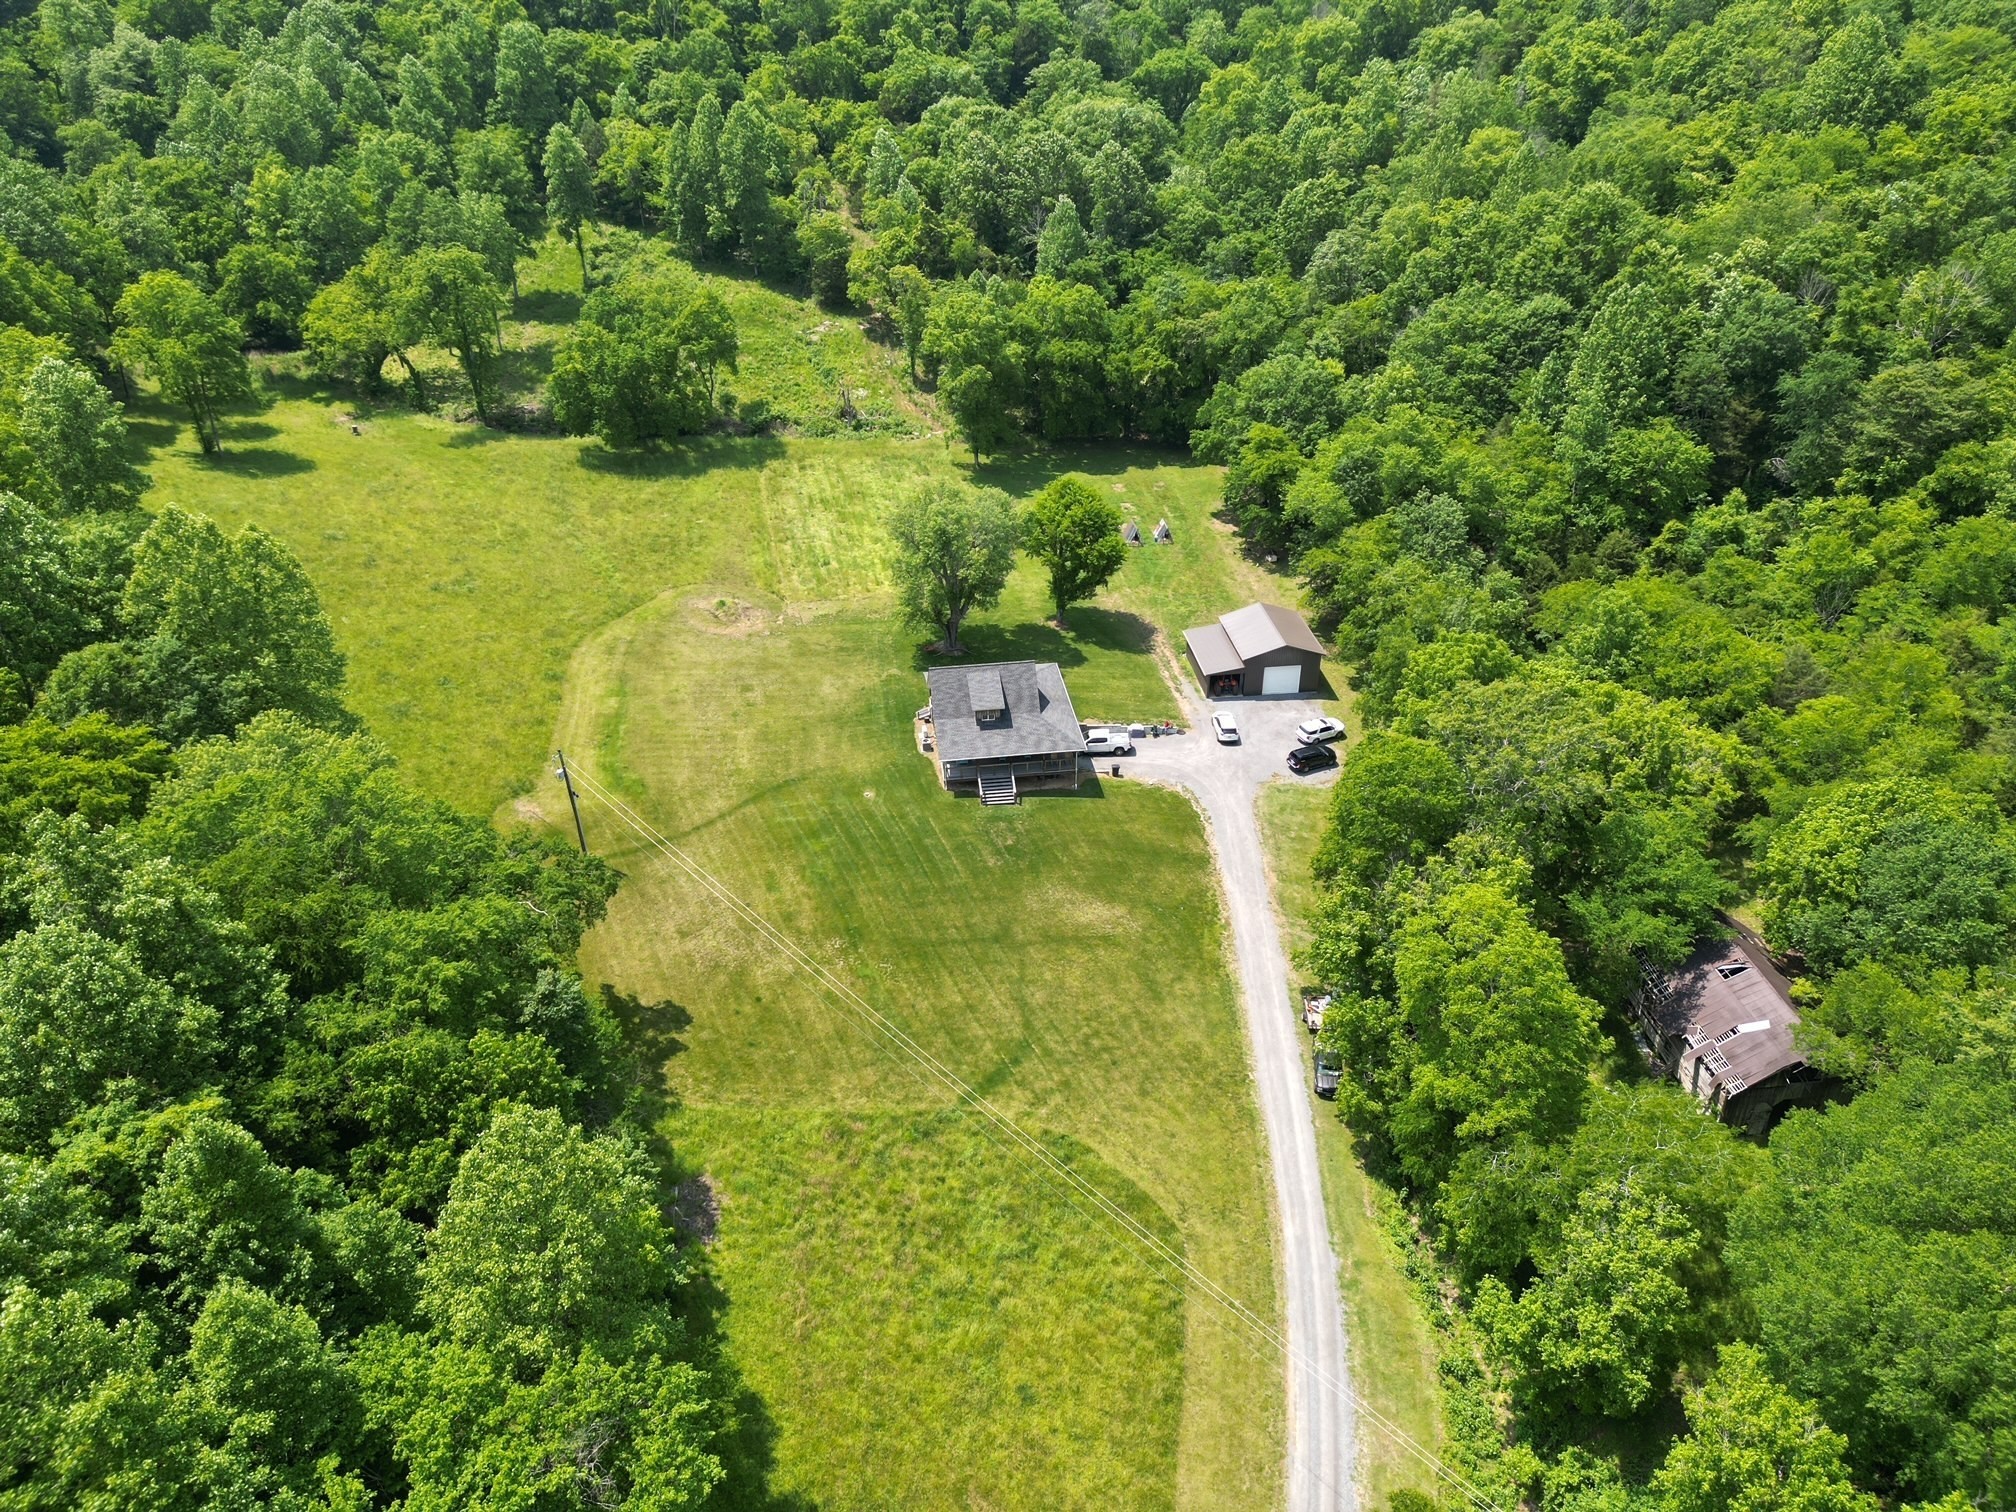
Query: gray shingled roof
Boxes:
[
  {"xmin": 966, "ymin": 666, "xmax": 1005, "ymax": 712},
  {"xmin": 1183, "ymin": 623, "xmax": 1244, "ymax": 676},
  {"xmin": 926, "ymin": 661, "xmax": 1084, "ymax": 762},
  {"xmin": 1220, "ymin": 602, "xmax": 1324, "ymax": 661}
]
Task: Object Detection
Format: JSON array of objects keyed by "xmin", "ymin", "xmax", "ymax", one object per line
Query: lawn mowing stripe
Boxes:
[{"xmin": 567, "ymin": 763, "xmax": 1496, "ymax": 1512}]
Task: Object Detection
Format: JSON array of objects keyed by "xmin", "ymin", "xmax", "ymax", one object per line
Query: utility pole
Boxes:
[{"xmin": 554, "ymin": 750, "xmax": 587, "ymax": 854}]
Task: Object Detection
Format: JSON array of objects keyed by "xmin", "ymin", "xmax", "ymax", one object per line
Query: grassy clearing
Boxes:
[
  {"xmin": 515, "ymin": 232, "xmax": 932, "ymax": 434},
  {"xmin": 131, "ymin": 239, "xmax": 1321, "ymax": 1507},
  {"xmin": 1257, "ymin": 780, "xmax": 1446, "ymax": 1510},
  {"xmin": 137, "ymin": 229, "xmax": 1260, "ymax": 807},
  {"xmin": 555, "ymin": 594, "xmax": 1283, "ymax": 1510},
  {"xmin": 136, "ymin": 397, "xmax": 1282, "ymax": 1509},
  {"xmin": 143, "ymin": 372, "xmax": 1239, "ymax": 810}
]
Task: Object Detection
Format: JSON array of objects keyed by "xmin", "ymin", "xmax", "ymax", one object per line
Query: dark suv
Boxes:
[{"xmin": 1287, "ymin": 742, "xmax": 1339, "ymax": 774}]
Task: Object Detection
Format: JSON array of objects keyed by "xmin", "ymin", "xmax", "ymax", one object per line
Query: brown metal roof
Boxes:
[
  {"xmin": 1220, "ymin": 602, "xmax": 1324, "ymax": 661},
  {"xmin": 1641, "ymin": 935, "xmax": 1805, "ymax": 1105},
  {"xmin": 1183, "ymin": 623, "xmax": 1244, "ymax": 677}
]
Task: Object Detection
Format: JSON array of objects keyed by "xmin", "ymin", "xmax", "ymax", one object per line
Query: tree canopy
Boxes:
[
  {"xmin": 8, "ymin": 0, "xmax": 2016, "ymax": 1499},
  {"xmin": 887, "ymin": 481, "xmax": 1020, "ymax": 654},
  {"xmin": 1021, "ymin": 474, "xmax": 1128, "ymax": 626}
]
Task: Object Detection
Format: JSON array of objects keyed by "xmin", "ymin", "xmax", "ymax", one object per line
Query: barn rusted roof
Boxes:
[{"xmin": 1640, "ymin": 935, "xmax": 1805, "ymax": 1106}]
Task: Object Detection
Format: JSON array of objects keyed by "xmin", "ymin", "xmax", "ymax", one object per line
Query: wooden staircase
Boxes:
[{"xmin": 978, "ymin": 769, "xmax": 1018, "ymax": 806}]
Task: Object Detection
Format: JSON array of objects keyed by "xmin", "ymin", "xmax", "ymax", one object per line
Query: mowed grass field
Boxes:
[
  {"xmin": 1257, "ymin": 780, "xmax": 1447, "ymax": 1509},
  {"xmin": 143, "ymin": 414, "xmax": 1245, "ymax": 810},
  {"xmin": 544, "ymin": 522, "xmax": 1300, "ymax": 1508},
  {"xmin": 134, "ymin": 261, "xmax": 1299, "ymax": 1508},
  {"xmin": 557, "ymin": 595, "xmax": 1285, "ymax": 1507}
]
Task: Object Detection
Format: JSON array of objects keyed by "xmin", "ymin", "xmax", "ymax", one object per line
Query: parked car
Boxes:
[
  {"xmin": 1084, "ymin": 727, "xmax": 1135, "ymax": 755},
  {"xmin": 1314, "ymin": 1050, "xmax": 1342, "ymax": 1100},
  {"xmin": 1211, "ymin": 711, "xmax": 1240, "ymax": 743},
  {"xmin": 1295, "ymin": 715, "xmax": 1347, "ymax": 745},
  {"xmin": 1287, "ymin": 742, "xmax": 1338, "ymax": 774}
]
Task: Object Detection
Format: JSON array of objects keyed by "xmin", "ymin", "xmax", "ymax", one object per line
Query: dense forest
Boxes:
[{"xmin": 1, "ymin": 0, "xmax": 2014, "ymax": 1503}]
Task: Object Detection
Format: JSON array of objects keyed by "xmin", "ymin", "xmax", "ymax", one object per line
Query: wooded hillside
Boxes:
[{"xmin": 2, "ymin": 0, "xmax": 2014, "ymax": 1504}]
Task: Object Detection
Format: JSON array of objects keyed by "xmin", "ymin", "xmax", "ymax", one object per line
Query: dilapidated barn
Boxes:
[{"xmin": 1629, "ymin": 929, "xmax": 1837, "ymax": 1138}]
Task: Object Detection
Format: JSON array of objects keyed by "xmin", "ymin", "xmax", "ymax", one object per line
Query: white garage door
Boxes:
[{"xmin": 1261, "ymin": 663, "xmax": 1303, "ymax": 695}]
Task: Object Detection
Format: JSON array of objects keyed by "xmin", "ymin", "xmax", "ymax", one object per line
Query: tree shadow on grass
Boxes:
[
  {"xmin": 679, "ymin": 1266, "xmax": 821, "ymax": 1512},
  {"xmin": 602, "ymin": 982, "xmax": 820, "ymax": 1510},
  {"xmin": 911, "ymin": 607, "xmax": 1158, "ymax": 672},
  {"xmin": 194, "ymin": 445, "xmax": 316, "ymax": 478},
  {"xmin": 574, "ymin": 432, "xmax": 788, "ymax": 478},
  {"xmin": 605, "ymin": 986, "xmax": 692, "ymax": 1086},
  {"xmin": 515, "ymin": 286, "xmax": 582, "ymax": 326},
  {"xmin": 443, "ymin": 421, "xmax": 515, "ymax": 447},
  {"xmin": 123, "ymin": 413, "xmax": 182, "ymax": 456},
  {"xmin": 966, "ymin": 443, "xmax": 1204, "ymax": 499},
  {"xmin": 219, "ymin": 418, "xmax": 283, "ymax": 443},
  {"xmin": 494, "ymin": 338, "xmax": 559, "ymax": 393},
  {"xmin": 256, "ymin": 366, "xmax": 424, "ymax": 418}
]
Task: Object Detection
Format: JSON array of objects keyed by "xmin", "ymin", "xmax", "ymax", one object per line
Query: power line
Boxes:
[
  {"xmin": 566, "ymin": 761, "xmax": 1504, "ymax": 1512},
  {"xmin": 563, "ymin": 759, "xmax": 1509, "ymax": 1512}
]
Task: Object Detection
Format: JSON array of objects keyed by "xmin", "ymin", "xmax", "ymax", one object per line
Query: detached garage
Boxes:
[{"xmin": 1182, "ymin": 603, "xmax": 1326, "ymax": 698}]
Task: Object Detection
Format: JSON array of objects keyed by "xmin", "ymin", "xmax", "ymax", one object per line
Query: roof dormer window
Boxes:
[{"xmin": 967, "ymin": 668, "xmax": 1007, "ymax": 724}]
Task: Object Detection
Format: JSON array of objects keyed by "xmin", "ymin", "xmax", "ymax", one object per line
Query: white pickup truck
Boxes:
[{"xmin": 1083, "ymin": 727, "xmax": 1135, "ymax": 755}]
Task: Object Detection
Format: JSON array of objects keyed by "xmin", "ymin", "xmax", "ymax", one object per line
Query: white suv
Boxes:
[
  {"xmin": 1211, "ymin": 711, "xmax": 1240, "ymax": 744},
  {"xmin": 1296, "ymin": 715, "xmax": 1347, "ymax": 744}
]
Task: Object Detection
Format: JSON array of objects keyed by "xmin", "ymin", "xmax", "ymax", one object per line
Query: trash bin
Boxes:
[{"xmin": 1111, "ymin": 763, "xmax": 1121, "ymax": 777}]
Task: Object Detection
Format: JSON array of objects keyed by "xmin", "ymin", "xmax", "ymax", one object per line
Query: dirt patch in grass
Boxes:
[{"xmin": 684, "ymin": 594, "xmax": 778, "ymax": 636}]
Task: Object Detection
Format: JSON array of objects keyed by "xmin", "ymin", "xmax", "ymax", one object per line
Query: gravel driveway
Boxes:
[{"xmin": 1110, "ymin": 691, "xmax": 1357, "ymax": 1512}]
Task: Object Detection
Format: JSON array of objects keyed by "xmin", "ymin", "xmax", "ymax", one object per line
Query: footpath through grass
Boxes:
[{"xmin": 1258, "ymin": 779, "xmax": 1447, "ymax": 1509}]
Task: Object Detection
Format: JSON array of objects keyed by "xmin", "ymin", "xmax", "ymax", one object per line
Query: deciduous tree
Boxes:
[
  {"xmin": 887, "ymin": 481, "xmax": 1019, "ymax": 654},
  {"xmin": 797, "ymin": 211, "xmax": 852, "ymax": 306},
  {"xmin": 1021, "ymin": 474, "xmax": 1127, "ymax": 625},
  {"xmin": 111, "ymin": 271, "xmax": 249, "ymax": 454},
  {"xmin": 1476, "ymin": 1184, "xmax": 1696, "ymax": 1420},
  {"xmin": 16, "ymin": 357, "xmax": 146, "ymax": 513},
  {"xmin": 542, "ymin": 122, "xmax": 593, "ymax": 282},
  {"xmin": 39, "ymin": 507, "xmax": 347, "ymax": 742},
  {"xmin": 400, "ymin": 246, "xmax": 505, "ymax": 420},
  {"xmin": 1653, "ymin": 1345, "xmax": 1879, "ymax": 1512},
  {"xmin": 549, "ymin": 267, "xmax": 736, "ymax": 446}
]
